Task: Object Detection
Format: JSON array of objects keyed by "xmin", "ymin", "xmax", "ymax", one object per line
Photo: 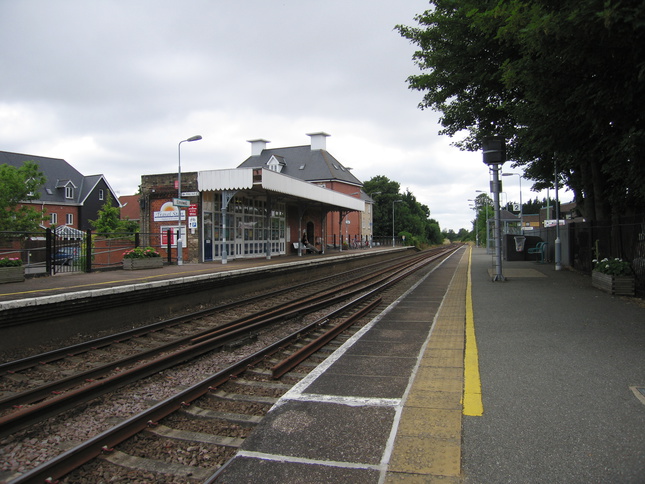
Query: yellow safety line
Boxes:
[{"xmin": 463, "ymin": 245, "xmax": 483, "ymax": 416}]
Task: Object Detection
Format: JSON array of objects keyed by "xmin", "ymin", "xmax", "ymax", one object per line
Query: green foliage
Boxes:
[
  {"xmin": 364, "ymin": 176, "xmax": 445, "ymax": 245},
  {"xmin": 471, "ymin": 193, "xmax": 492, "ymax": 246},
  {"xmin": 123, "ymin": 246, "xmax": 160, "ymax": 259},
  {"xmin": 457, "ymin": 228, "xmax": 472, "ymax": 241},
  {"xmin": 0, "ymin": 161, "xmax": 46, "ymax": 232},
  {"xmin": 0, "ymin": 257, "xmax": 22, "ymax": 267},
  {"xmin": 397, "ymin": 0, "xmax": 645, "ymax": 221},
  {"xmin": 90, "ymin": 194, "xmax": 139, "ymax": 236},
  {"xmin": 592, "ymin": 258, "xmax": 632, "ymax": 276}
]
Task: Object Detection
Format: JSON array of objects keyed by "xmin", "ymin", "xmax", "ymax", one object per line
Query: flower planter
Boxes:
[
  {"xmin": 123, "ymin": 258, "xmax": 163, "ymax": 270},
  {"xmin": 0, "ymin": 266, "xmax": 25, "ymax": 284},
  {"xmin": 592, "ymin": 271, "xmax": 634, "ymax": 296}
]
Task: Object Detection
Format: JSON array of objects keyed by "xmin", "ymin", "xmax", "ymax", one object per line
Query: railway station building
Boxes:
[{"xmin": 139, "ymin": 133, "xmax": 370, "ymax": 263}]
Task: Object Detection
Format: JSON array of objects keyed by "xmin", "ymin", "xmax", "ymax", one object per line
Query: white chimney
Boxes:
[
  {"xmin": 306, "ymin": 132, "xmax": 330, "ymax": 151},
  {"xmin": 247, "ymin": 139, "xmax": 270, "ymax": 156}
]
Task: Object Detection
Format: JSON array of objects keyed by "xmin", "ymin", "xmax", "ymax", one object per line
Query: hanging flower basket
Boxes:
[{"xmin": 0, "ymin": 258, "xmax": 24, "ymax": 283}]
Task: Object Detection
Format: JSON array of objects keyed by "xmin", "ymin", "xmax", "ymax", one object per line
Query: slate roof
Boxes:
[
  {"xmin": 0, "ymin": 150, "xmax": 119, "ymax": 206},
  {"xmin": 237, "ymin": 145, "xmax": 363, "ymax": 187}
]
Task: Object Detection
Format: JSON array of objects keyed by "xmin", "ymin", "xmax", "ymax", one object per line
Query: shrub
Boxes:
[
  {"xmin": 123, "ymin": 246, "xmax": 160, "ymax": 259},
  {"xmin": 592, "ymin": 258, "xmax": 632, "ymax": 276},
  {"xmin": 0, "ymin": 257, "xmax": 22, "ymax": 267}
]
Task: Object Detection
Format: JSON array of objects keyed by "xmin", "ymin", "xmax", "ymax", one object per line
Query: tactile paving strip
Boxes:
[{"xmin": 386, "ymin": 248, "xmax": 469, "ymax": 482}]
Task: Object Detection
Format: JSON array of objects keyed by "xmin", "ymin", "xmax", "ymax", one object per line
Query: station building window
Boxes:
[{"xmin": 201, "ymin": 192, "xmax": 286, "ymax": 261}]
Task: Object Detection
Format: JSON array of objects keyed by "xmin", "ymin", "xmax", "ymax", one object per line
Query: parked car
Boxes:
[{"xmin": 52, "ymin": 247, "xmax": 79, "ymax": 265}]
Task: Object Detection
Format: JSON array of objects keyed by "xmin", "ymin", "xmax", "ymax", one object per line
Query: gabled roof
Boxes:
[
  {"xmin": 237, "ymin": 145, "xmax": 363, "ymax": 187},
  {"xmin": 80, "ymin": 174, "xmax": 122, "ymax": 207},
  {"xmin": 0, "ymin": 150, "xmax": 119, "ymax": 206}
]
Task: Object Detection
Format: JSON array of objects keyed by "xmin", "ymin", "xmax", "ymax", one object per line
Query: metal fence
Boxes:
[
  {"xmin": 568, "ymin": 215, "xmax": 645, "ymax": 286},
  {"xmin": 523, "ymin": 215, "xmax": 644, "ymax": 294},
  {"xmin": 0, "ymin": 229, "xmax": 179, "ymax": 275},
  {"xmin": 321, "ymin": 234, "xmax": 403, "ymax": 251}
]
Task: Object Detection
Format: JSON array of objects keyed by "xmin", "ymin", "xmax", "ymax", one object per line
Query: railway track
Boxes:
[
  {"xmin": 0, "ymin": 252, "xmax": 415, "ymax": 412},
  {"xmin": 0, "ymin": 245, "xmax": 461, "ymax": 483}
]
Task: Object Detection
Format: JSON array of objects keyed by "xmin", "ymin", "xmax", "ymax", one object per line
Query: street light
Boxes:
[
  {"xmin": 468, "ymin": 199, "xmax": 479, "ymax": 246},
  {"xmin": 177, "ymin": 135, "xmax": 202, "ymax": 265},
  {"xmin": 392, "ymin": 200, "xmax": 403, "ymax": 247}
]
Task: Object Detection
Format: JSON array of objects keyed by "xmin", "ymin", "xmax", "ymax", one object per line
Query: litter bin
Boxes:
[{"xmin": 514, "ymin": 236, "xmax": 526, "ymax": 252}]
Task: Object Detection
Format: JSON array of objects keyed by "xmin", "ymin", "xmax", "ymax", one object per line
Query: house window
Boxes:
[
  {"xmin": 66, "ymin": 213, "xmax": 74, "ymax": 225},
  {"xmin": 65, "ymin": 186, "xmax": 74, "ymax": 199},
  {"xmin": 51, "ymin": 213, "xmax": 58, "ymax": 224},
  {"xmin": 99, "ymin": 189, "xmax": 104, "ymax": 201}
]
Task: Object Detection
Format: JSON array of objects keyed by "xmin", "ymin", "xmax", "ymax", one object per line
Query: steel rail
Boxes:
[
  {"xmin": 0, "ymin": 255, "xmax": 419, "ymax": 410},
  {"xmin": 0, "ymin": 250, "xmax": 445, "ymax": 437},
  {"xmin": 270, "ymin": 245, "xmax": 457, "ymax": 378},
  {"xmin": 0, "ymin": 250, "xmax": 452, "ymax": 416},
  {"xmin": 272, "ymin": 298, "xmax": 382, "ymax": 378},
  {"xmin": 0, "ymin": 256, "xmax": 381, "ymax": 374}
]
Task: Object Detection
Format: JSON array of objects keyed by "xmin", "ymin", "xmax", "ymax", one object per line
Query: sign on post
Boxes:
[{"xmin": 173, "ymin": 198, "xmax": 190, "ymax": 207}]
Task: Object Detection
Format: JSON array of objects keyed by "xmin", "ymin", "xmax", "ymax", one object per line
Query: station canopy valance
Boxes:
[{"xmin": 198, "ymin": 168, "xmax": 364, "ymax": 212}]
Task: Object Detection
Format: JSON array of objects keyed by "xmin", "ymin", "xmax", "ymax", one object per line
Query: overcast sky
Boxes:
[{"xmin": 0, "ymin": 0, "xmax": 540, "ymax": 232}]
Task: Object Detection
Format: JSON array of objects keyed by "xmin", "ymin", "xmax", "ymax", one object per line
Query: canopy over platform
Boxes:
[{"xmin": 198, "ymin": 168, "xmax": 365, "ymax": 213}]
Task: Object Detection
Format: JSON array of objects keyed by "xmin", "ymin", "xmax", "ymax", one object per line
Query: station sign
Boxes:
[{"xmin": 173, "ymin": 198, "xmax": 191, "ymax": 207}]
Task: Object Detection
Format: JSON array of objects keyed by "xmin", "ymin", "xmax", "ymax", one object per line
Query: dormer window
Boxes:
[
  {"xmin": 56, "ymin": 179, "xmax": 76, "ymax": 199},
  {"xmin": 266, "ymin": 155, "xmax": 285, "ymax": 173}
]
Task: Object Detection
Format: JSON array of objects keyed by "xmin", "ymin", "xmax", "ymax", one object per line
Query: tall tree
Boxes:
[
  {"xmin": 363, "ymin": 176, "xmax": 444, "ymax": 245},
  {"xmin": 397, "ymin": 0, "xmax": 645, "ymax": 222},
  {"xmin": 472, "ymin": 192, "xmax": 493, "ymax": 246},
  {"xmin": 0, "ymin": 161, "xmax": 46, "ymax": 232},
  {"xmin": 90, "ymin": 194, "xmax": 139, "ymax": 235}
]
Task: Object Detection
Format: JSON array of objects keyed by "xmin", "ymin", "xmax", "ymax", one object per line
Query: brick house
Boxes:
[{"xmin": 0, "ymin": 151, "xmax": 121, "ymax": 231}]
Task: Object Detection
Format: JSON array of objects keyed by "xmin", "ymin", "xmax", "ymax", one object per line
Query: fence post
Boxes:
[
  {"xmin": 167, "ymin": 229, "xmax": 172, "ymax": 265},
  {"xmin": 46, "ymin": 228, "xmax": 53, "ymax": 275},
  {"xmin": 85, "ymin": 229, "xmax": 92, "ymax": 272},
  {"xmin": 135, "ymin": 232, "xmax": 140, "ymax": 248}
]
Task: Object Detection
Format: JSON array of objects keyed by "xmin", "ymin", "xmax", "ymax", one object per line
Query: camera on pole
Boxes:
[{"xmin": 482, "ymin": 136, "xmax": 506, "ymax": 282}]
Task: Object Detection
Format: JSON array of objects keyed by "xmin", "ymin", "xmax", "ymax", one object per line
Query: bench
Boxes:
[
  {"xmin": 293, "ymin": 242, "xmax": 317, "ymax": 254},
  {"xmin": 527, "ymin": 241, "xmax": 547, "ymax": 263}
]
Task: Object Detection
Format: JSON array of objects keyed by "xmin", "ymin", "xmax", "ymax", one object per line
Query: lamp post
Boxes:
[
  {"xmin": 554, "ymin": 156, "xmax": 562, "ymax": 271},
  {"xmin": 392, "ymin": 200, "xmax": 403, "ymax": 247},
  {"xmin": 502, "ymin": 172, "xmax": 523, "ymax": 229},
  {"xmin": 468, "ymin": 199, "xmax": 479, "ymax": 246},
  {"xmin": 177, "ymin": 135, "xmax": 202, "ymax": 265}
]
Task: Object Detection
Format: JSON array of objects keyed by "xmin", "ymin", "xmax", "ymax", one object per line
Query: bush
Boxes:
[
  {"xmin": 123, "ymin": 246, "xmax": 160, "ymax": 259},
  {"xmin": 592, "ymin": 258, "xmax": 632, "ymax": 276},
  {"xmin": 0, "ymin": 257, "xmax": 22, "ymax": 267}
]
